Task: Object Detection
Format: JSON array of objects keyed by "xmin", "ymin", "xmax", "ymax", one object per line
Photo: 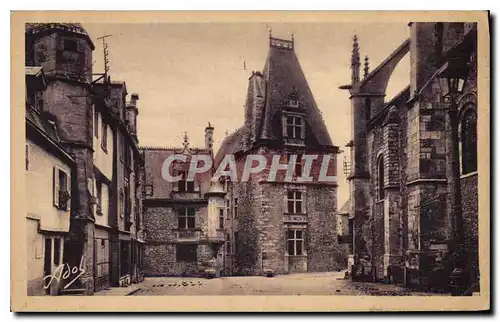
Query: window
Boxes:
[
  {"xmin": 63, "ymin": 38, "xmax": 79, "ymax": 52},
  {"xmin": 94, "ymin": 108, "xmax": 99, "ymax": 138},
  {"xmin": 377, "ymin": 154, "xmax": 385, "ymax": 200},
  {"xmin": 461, "ymin": 108, "xmax": 477, "ymax": 175},
  {"xmin": 53, "ymin": 167, "xmax": 70, "ymax": 210},
  {"xmin": 287, "ymin": 191, "xmax": 303, "ymax": 214},
  {"xmin": 96, "ymin": 181, "xmax": 102, "ymax": 215},
  {"xmin": 234, "ymin": 198, "xmax": 238, "ymax": 219},
  {"xmin": 53, "ymin": 238, "xmax": 61, "ymax": 265},
  {"xmin": 225, "ymin": 234, "xmax": 231, "ymax": 255},
  {"xmin": 176, "ymin": 244, "xmax": 197, "ymax": 262},
  {"xmin": 177, "ymin": 171, "xmax": 195, "ymax": 192},
  {"xmin": 178, "ymin": 207, "xmax": 196, "ymax": 229},
  {"xmin": 287, "ymin": 229, "xmax": 304, "ymax": 256},
  {"xmin": 219, "ymin": 208, "xmax": 224, "ymax": 229},
  {"xmin": 101, "ymin": 121, "xmax": 108, "ymax": 152},
  {"xmin": 286, "ymin": 116, "xmax": 304, "ymax": 139},
  {"xmin": 43, "ymin": 238, "xmax": 52, "ymax": 294},
  {"xmin": 25, "ymin": 144, "xmax": 29, "ymax": 171}
]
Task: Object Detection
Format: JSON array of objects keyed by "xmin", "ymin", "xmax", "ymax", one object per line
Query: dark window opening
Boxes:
[
  {"xmin": 286, "ymin": 116, "xmax": 303, "ymax": 139},
  {"xmin": 63, "ymin": 39, "xmax": 78, "ymax": 52},
  {"xmin": 287, "ymin": 229, "xmax": 304, "ymax": 256},
  {"xmin": 178, "ymin": 207, "xmax": 196, "ymax": 229},
  {"xmin": 178, "ymin": 171, "xmax": 195, "ymax": 192},
  {"xmin": 43, "ymin": 238, "xmax": 52, "ymax": 294},
  {"xmin": 53, "ymin": 238, "xmax": 61, "ymax": 265},
  {"xmin": 461, "ymin": 108, "xmax": 477, "ymax": 174},
  {"xmin": 176, "ymin": 244, "xmax": 197, "ymax": 262},
  {"xmin": 287, "ymin": 191, "xmax": 303, "ymax": 214}
]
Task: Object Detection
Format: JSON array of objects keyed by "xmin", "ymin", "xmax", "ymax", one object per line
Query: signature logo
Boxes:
[{"xmin": 43, "ymin": 256, "xmax": 85, "ymax": 290}]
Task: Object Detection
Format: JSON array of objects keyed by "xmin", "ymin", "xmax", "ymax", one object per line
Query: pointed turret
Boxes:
[{"xmin": 351, "ymin": 35, "xmax": 360, "ymax": 85}]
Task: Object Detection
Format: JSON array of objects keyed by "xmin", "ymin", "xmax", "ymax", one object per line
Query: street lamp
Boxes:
[{"xmin": 437, "ymin": 57, "xmax": 469, "ymax": 296}]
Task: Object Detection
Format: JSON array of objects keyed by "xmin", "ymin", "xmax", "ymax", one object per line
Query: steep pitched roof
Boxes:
[
  {"xmin": 215, "ymin": 37, "xmax": 336, "ymax": 162},
  {"xmin": 260, "ymin": 38, "xmax": 333, "ymax": 146}
]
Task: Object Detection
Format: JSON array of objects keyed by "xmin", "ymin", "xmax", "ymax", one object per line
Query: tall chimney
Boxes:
[{"xmin": 126, "ymin": 93, "xmax": 139, "ymax": 137}]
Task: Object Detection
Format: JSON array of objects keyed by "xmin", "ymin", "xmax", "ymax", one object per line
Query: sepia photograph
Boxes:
[{"xmin": 11, "ymin": 11, "xmax": 490, "ymax": 312}]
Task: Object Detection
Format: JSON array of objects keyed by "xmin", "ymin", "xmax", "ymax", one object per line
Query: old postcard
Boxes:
[{"xmin": 11, "ymin": 11, "xmax": 490, "ymax": 312}]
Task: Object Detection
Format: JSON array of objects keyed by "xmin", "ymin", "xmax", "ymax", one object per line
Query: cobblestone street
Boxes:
[{"xmin": 130, "ymin": 272, "xmax": 445, "ymax": 296}]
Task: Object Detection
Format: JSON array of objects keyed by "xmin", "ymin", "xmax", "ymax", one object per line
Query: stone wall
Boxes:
[
  {"xmin": 143, "ymin": 204, "xmax": 209, "ymax": 276},
  {"xmin": 461, "ymin": 174, "xmax": 479, "ymax": 285}
]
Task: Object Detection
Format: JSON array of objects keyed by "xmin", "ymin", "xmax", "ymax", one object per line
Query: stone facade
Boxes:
[
  {"xmin": 25, "ymin": 23, "xmax": 145, "ymax": 295},
  {"xmin": 216, "ymin": 35, "xmax": 346, "ymax": 276},
  {"xmin": 341, "ymin": 23, "xmax": 479, "ymax": 293},
  {"xmin": 141, "ymin": 133, "xmax": 226, "ymax": 277}
]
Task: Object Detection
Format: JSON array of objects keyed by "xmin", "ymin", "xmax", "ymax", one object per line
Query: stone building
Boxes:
[
  {"xmin": 25, "ymin": 23, "xmax": 145, "ymax": 295},
  {"xmin": 141, "ymin": 130, "xmax": 226, "ymax": 277},
  {"xmin": 215, "ymin": 35, "xmax": 345, "ymax": 276},
  {"xmin": 26, "ymin": 66, "xmax": 75, "ymax": 296},
  {"xmin": 341, "ymin": 23, "xmax": 478, "ymax": 293}
]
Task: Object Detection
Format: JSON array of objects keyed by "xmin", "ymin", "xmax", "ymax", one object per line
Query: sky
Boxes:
[{"xmin": 83, "ymin": 22, "xmax": 410, "ymax": 206}]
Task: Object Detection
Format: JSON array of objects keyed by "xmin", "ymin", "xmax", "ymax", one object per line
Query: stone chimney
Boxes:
[
  {"xmin": 205, "ymin": 122, "xmax": 214, "ymax": 150},
  {"xmin": 126, "ymin": 93, "xmax": 139, "ymax": 137}
]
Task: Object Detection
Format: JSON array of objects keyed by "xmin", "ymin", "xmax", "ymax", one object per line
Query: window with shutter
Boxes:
[
  {"xmin": 54, "ymin": 167, "xmax": 70, "ymax": 210},
  {"xmin": 101, "ymin": 122, "xmax": 108, "ymax": 152},
  {"xmin": 53, "ymin": 167, "xmax": 60, "ymax": 207}
]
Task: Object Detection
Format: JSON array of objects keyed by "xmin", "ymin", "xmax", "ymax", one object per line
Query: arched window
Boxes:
[
  {"xmin": 377, "ymin": 154, "xmax": 385, "ymax": 200},
  {"xmin": 461, "ymin": 108, "xmax": 477, "ymax": 174}
]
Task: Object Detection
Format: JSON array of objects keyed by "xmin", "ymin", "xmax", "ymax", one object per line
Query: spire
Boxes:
[
  {"xmin": 351, "ymin": 34, "xmax": 360, "ymax": 85},
  {"xmin": 364, "ymin": 55, "xmax": 370, "ymax": 78}
]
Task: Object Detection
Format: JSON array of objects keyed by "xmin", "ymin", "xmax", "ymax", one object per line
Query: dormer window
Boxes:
[
  {"xmin": 289, "ymin": 99, "xmax": 299, "ymax": 108},
  {"xmin": 286, "ymin": 116, "xmax": 305, "ymax": 139}
]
